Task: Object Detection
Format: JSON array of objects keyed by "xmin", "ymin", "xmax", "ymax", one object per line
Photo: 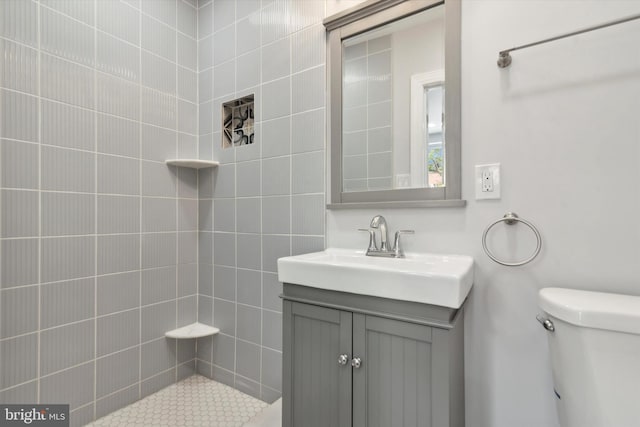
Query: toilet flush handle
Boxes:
[{"xmin": 536, "ymin": 315, "xmax": 555, "ymax": 332}]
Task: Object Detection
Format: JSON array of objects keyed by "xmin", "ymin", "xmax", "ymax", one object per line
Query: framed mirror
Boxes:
[{"xmin": 324, "ymin": 0, "xmax": 464, "ymax": 208}]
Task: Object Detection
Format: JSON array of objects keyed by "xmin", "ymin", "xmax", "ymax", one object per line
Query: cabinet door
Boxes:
[
  {"xmin": 352, "ymin": 314, "xmax": 434, "ymax": 427},
  {"xmin": 283, "ymin": 301, "xmax": 352, "ymax": 427}
]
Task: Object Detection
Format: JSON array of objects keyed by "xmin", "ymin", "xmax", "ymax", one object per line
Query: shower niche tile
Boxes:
[{"xmin": 222, "ymin": 95, "xmax": 254, "ymax": 149}]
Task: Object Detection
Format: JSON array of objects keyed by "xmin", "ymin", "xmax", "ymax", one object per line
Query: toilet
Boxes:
[{"xmin": 538, "ymin": 288, "xmax": 640, "ymax": 427}]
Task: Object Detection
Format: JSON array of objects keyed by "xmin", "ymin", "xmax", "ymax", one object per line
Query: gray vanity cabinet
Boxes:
[
  {"xmin": 352, "ymin": 315, "xmax": 433, "ymax": 427},
  {"xmin": 284, "ymin": 302, "xmax": 352, "ymax": 427},
  {"xmin": 282, "ymin": 284, "xmax": 465, "ymax": 427}
]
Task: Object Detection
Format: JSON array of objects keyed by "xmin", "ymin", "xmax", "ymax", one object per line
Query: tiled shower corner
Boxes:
[{"xmin": 194, "ymin": 0, "xmax": 328, "ymax": 404}]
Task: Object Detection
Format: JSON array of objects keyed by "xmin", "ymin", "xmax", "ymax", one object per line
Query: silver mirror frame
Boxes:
[{"xmin": 324, "ymin": 0, "xmax": 465, "ymax": 209}]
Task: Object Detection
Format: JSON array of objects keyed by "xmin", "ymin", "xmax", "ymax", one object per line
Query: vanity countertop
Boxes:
[{"xmin": 277, "ymin": 248, "xmax": 473, "ymax": 309}]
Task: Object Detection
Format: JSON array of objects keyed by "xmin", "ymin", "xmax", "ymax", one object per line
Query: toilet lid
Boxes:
[{"xmin": 539, "ymin": 287, "xmax": 640, "ymax": 335}]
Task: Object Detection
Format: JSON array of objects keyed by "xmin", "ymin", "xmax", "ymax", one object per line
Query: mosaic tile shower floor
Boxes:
[{"xmin": 88, "ymin": 375, "xmax": 269, "ymax": 427}]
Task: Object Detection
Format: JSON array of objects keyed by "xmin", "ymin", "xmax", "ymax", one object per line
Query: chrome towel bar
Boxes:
[{"xmin": 497, "ymin": 12, "xmax": 640, "ymax": 68}]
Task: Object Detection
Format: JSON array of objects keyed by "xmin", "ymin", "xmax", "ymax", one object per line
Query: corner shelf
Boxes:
[
  {"xmin": 165, "ymin": 159, "xmax": 219, "ymax": 169},
  {"xmin": 165, "ymin": 322, "xmax": 220, "ymax": 339}
]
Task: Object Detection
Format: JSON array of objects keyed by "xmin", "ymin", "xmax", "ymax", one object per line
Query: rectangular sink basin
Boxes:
[{"xmin": 277, "ymin": 248, "xmax": 474, "ymax": 309}]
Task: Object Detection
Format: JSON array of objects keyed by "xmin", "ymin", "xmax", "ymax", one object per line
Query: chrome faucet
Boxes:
[
  {"xmin": 370, "ymin": 215, "xmax": 390, "ymax": 251},
  {"xmin": 359, "ymin": 215, "xmax": 414, "ymax": 258}
]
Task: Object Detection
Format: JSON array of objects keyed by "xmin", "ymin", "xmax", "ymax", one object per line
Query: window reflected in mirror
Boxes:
[{"xmin": 426, "ymin": 84, "xmax": 444, "ymax": 188}]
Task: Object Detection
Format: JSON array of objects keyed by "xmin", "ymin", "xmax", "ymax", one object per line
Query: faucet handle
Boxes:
[
  {"xmin": 392, "ymin": 230, "xmax": 414, "ymax": 255},
  {"xmin": 358, "ymin": 228, "xmax": 378, "ymax": 252}
]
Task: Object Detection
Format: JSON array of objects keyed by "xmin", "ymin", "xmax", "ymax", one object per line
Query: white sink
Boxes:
[{"xmin": 277, "ymin": 248, "xmax": 474, "ymax": 309}]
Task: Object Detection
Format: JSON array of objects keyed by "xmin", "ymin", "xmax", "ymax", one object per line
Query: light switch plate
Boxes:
[{"xmin": 475, "ymin": 163, "xmax": 501, "ymax": 199}]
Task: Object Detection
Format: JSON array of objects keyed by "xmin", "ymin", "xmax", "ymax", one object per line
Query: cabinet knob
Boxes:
[
  {"xmin": 338, "ymin": 354, "xmax": 349, "ymax": 366},
  {"xmin": 351, "ymin": 357, "xmax": 362, "ymax": 369}
]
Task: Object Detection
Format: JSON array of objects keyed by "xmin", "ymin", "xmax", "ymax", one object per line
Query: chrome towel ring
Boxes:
[{"xmin": 482, "ymin": 212, "xmax": 542, "ymax": 267}]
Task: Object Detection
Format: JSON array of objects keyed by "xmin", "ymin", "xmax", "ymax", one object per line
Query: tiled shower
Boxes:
[
  {"xmin": 194, "ymin": 0, "xmax": 328, "ymax": 402},
  {"xmin": 0, "ymin": 0, "xmax": 341, "ymax": 424}
]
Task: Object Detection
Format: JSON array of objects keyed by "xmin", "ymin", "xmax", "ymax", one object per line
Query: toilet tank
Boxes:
[{"xmin": 539, "ymin": 288, "xmax": 640, "ymax": 427}]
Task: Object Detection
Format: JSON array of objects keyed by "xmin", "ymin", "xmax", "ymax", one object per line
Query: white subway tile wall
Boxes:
[{"xmin": 0, "ymin": 0, "xmax": 199, "ymax": 425}]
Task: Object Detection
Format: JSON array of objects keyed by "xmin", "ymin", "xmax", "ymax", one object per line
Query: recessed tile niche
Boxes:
[{"xmin": 222, "ymin": 95, "xmax": 255, "ymax": 148}]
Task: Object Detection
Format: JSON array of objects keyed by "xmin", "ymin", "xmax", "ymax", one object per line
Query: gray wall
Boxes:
[
  {"xmin": 194, "ymin": 0, "xmax": 327, "ymax": 403},
  {"xmin": 328, "ymin": 1, "xmax": 640, "ymax": 427},
  {"xmin": 0, "ymin": 0, "xmax": 200, "ymax": 425}
]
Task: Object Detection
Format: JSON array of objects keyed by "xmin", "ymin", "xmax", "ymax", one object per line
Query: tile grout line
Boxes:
[
  {"xmin": 93, "ymin": 0, "xmax": 99, "ymax": 419},
  {"xmin": 0, "ymin": 103, "xmax": 199, "ymax": 149},
  {"xmin": 288, "ymin": 14, "xmax": 294, "ymax": 409},
  {"xmin": 0, "ymin": 83, "xmax": 197, "ymax": 134},
  {"xmin": 138, "ymin": 0, "xmax": 143, "ymax": 404},
  {"xmin": 194, "ymin": 0, "xmax": 202, "ymax": 376},
  {"xmin": 36, "ymin": 0, "xmax": 42, "ymax": 406},
  {"xmin": 232, "ymin": 1, "xmax": 239, "ymax": 389},
  {"xmin": 202, "ymin": 0, "xmax": 212, "ymax": 377},
  {"xmin": 0, "ymin": 295, "xmax": 200, "ymax": 345},
  {"xmin": 0, "ymin": 50, "xmax": 2, "ymax": 407},
  {"xmin": 0, "ymin": 264, "xmax": 201, "ymax": 293},
  {"xmin": 258, "ymin": 0, "xmax": 267, "ymax": 399},
  {"xmin": 0, "ymin": 190, "xmax": 200, "ymax": 202},
  {"xmin": 210, "ymin": 0, "xmax": 217, "ymax": 378},
  {"xmin": 174, "ymin": 0, "xmax": 180, "ymax": 384}
]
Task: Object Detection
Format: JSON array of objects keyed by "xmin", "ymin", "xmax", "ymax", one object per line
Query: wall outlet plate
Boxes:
[{"xmin": 475, "ymin": 163, "xmax": 501, "ymax": 199}]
